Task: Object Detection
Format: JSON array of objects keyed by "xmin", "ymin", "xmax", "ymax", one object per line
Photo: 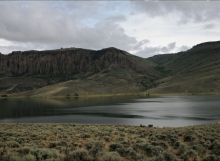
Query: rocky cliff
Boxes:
[
  {"xmin": 0, "ymin": 47, "xmax": 155, "ymax": 77},
  {"xmin": 0, "ymin": 47, "xmax": 159, "ymax": 95}
]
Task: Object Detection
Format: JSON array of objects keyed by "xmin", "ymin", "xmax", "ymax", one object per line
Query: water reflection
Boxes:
[{"xmin": 0, "ymin": 95, "xmax": 220, "ymax": 127}]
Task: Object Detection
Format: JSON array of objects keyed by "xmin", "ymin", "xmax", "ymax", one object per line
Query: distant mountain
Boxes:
[
  {"xmin": 146, "ymin": 41, "xmax": 220, "ymax": 94},
  {"xmin": 0, "ymin": 47, "xmax": 160, "ymax": 96}
]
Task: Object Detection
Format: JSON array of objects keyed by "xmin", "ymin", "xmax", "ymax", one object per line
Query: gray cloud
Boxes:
[
  {"xmin": 178, "ymin": 45, "xmax": 190, "ymax": 52},
  {"xmin": 73, "ymin": 21, "xmax": 137, "ymax": 51},
  {"xmin": 105, "ymin": 15, "xmax": 127, "ymax": 23},
  {"xmin": 0, "ymin": 43, "xmax": 46, "ymax": 54},
  {"xmin": 203, "ymin": 23, "xmax": 215, "ymax": 29},
  {"xmin": 135, "ymin": 42, "xmax": 177, "ymax": 58},
  {"xmin": 0, "ymin": 1, "xmax": 137, "ymax": 54},
  {"xmin": 167, "ymin": 42, "xmax": 176, "ymax": 50},
  {"xmin": 132, "ymin": 1, "xmax": 220, "ymax": 24},
  {"xmin": 0, "ymin": 1, "xmax": 205, "ymax": 58},
  {"xmin": 132, "ymin": 39, "xmax": 150, "ymax": 50}
]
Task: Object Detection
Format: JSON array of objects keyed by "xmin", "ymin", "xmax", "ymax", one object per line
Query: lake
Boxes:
[{"xmin": 0, "ymin": 95, "xmax": 220, "ymax": 127}]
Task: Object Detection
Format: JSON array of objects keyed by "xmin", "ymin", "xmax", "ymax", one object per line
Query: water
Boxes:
[{"xmin": 0, "ymin": 95, "xmax": 220, "ymax": 127}]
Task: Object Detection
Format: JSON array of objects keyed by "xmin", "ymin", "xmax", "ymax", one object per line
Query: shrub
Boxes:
[
  {"xmin": 109, "ymin": 143, "xmax": 123, "ymax": 151},
  {"xmin": 15, "ymin": 137, "xmax": 30, "ymax": 144},
  {"xmin": 104, "ymin": 136, "xmax": 110, "ymax": 142},
  {"xmin": 86, "ymin": 140, "xmax": 104, "ymax": 150},
  {"xmin": 7, "ymin": 141, "xmax": 20, "ymax": 148},
  {"xmin": 8, "ymin": 154, "xmax": 36, "ymax": 161},
  {"xmin": 49, "ymin": 142, "xmax": 58, "ymax": 148},
  {"xmin": 31, "ymin": 148, "xmax": 58, "ymax": 160},
  {"xmin": 178, "ymin": 143, "xmax": 187, "ymax": 154},
  {"xmin": 162, "ymin": 151, "xmax": 177, "ymax": 161},
  {"xmin": 101, "ymin": 152, "xmax": 122, "ymax": 161},
  {"xmin": 184, "ymin": 134, "xmax": 196, "ymax": 142},
  {"xmin": 136, "ymin": 138, "xmax": 147, "ymax": 144},
  {"xmin": 85, "ymin": 140, "xmax": 104, "ymax": 157},
  {"xmin": 65, "ymin": 150, "xmax": 93, "ymax": 161},
  {"xmin": 200, "ymin": 140, "xmax": 211, "ymax": 149},
  {"xmin": 144, "ymin": 144, "xmax": 163, "ymax": 157},
  {"xmin": 182, "ymin": 149, "xmax": 197, "ymax": 161},
  {"xmin": 22, "ymin": 153, "xmax": 36, "ymax": 161},
  {"xmin": 174, "ymin": 141, "xmax": 181, "ymax": 149},
  {"xmin": 202, "ymin": 155, "xmax": 220, "ymax": 161},
  {"xmin": 17, "ymin": 146, "xmax": 31, "ymax": 155},
  {"xmin": 80, "ymin": 133, "xmax": 90, "ymax": 138},
  {"xmin": 192, "ymin": 144, "xmax": 206, "ymax": 154},
  {"xmin": 151, "ymin": 141, "xmax": 168, "ymax": 149},
  {"xmin": 149, "ymin": 154, "xmax": 165, "ymax": 161},
  {"xmin": 150, "ymin": 135, "xmax": 157, "ymax": 141},
  {"xmin": 158, "ymin": 134, "xmax": 167, "ymax": 140},
  {"xmin": 0, "ymin": 142, "xmax": 4, "ymax": 148},
  {"xmin": 209, "ymin": 140, "xmax": 220, "ymax": 150},
  {"xmin": 116, "ymin": 147, "xmax": 137, "ymax": 158}
]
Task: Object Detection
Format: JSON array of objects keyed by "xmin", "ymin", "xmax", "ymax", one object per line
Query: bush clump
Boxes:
[
  {"xmin": 65, "ymin": 150, "xmax": 93, "ymax": 161},
  {"xmin": 85, "ymin": 140, "xmax": 104, "ymax": 157},
  {"xmin": 184, "ymin": 134, "xmax": 196, "ymax": 142},
  {"xmin": 202, "ymin": 155, "xmax": 220, "ymax": 161},
  {"xmin": 101, "ymin": 152, "xmax": 122, "ymax": 161},
  {"xmin": 109, "ymin": 143, "xmax": 123, "ymax": 151},
  {"xmin": 7, "ymin": 141, "xmax": 20, "ymax": 148}
]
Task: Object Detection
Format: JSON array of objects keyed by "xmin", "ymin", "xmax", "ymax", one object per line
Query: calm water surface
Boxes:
[{"xmin": 0, "ymin": 95, "xmax": 220, "ymax": 127}]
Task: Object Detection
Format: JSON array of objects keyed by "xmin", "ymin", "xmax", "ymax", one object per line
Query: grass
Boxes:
[{"xmin": 0, "ymin": 123, "xmax": 220, "ymax": 161}]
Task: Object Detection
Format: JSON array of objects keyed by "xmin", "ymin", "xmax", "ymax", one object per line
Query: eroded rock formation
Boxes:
[{"xmin": 0, "ymin": 48, "xmax": 154, "ymax": 77}]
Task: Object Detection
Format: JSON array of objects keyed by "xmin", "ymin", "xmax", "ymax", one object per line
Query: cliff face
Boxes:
[
  {"xmin": 0, "ymin": 47, "xmax": 159, "ymax": 95},
  {"xmin": 0, "ymin": 48, "xmax": 154, "ymax": 76}
]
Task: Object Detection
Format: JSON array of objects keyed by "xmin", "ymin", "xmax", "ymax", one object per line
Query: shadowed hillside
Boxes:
[
  {"xmin": 146, "ymin": 41, "xmax": 220, "ymax": 94},
  {"xmin": 0, "ymin": 47, "xmax": 160, "ymax": 96}
]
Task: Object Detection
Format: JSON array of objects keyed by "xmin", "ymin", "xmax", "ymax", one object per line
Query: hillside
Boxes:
[
  {"xmin": 146, "ymin": 41, "xmax": 220, "ymax": 94},
  {"xmin": 1, "ymin": 41, "xmax": 220, "ymax": 96},
  {"xmin": 0, "ymin": 47, "xmax": 159, "ymax": 96}
]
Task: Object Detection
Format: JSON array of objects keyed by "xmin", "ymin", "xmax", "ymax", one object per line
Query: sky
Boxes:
[{"xmin": 0, "ymin": 1, "xmax": 219, "ymax": 58}]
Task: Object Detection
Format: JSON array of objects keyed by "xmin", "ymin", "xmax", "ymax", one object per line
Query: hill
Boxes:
[
  {"xmin": 1, "ymin": 41, "xmax": 220, "ymax": 96},
  {"xmin": 146, "ymin": 41, "xmax": 220, "ymax": 94},
  {"xmin": 0, "ymin": 47, "xmax": 160, "ymax": 96}
]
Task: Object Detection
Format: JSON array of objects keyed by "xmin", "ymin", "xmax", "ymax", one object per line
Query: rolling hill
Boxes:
[{"xmin": 146, "ymin": 41, "xmax": 220, "ymax": 94}]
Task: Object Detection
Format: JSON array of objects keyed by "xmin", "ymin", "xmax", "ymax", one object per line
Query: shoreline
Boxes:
[{"xmin": 1, "ymin": 91, "xmax": 220, "ymax": 99}]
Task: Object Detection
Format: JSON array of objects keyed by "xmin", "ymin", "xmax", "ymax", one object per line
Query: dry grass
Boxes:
[{"xmin": 0, "ymin": 123, "xmax": 220, "ymax": 161}]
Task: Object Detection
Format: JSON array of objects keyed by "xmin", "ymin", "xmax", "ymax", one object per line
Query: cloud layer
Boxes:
[{"xmin": 0, "ymin": 1, "xmax": 219, "ymax": 58}]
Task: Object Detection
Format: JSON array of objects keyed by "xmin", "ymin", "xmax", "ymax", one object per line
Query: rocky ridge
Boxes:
[{"xmin": 0, "ymin": 47, "xmax": 159, "ymax": 95}]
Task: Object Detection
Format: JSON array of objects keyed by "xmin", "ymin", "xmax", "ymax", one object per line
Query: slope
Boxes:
[
  {"xmin": 146, "ymin": 41, "xmax": 220, "ymax": 94},
  {"xmin": 0, "ymin": 47, "xmax": 160, "ymax": 96}
]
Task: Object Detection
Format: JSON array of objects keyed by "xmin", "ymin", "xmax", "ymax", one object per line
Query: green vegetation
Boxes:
[
  {"xmin": 0, "ymin": 123, "xmax": 219, "ymax": 161},
  {"xmin": 146, "ymin": 41, "xmax": 220, "ymax": 94}
]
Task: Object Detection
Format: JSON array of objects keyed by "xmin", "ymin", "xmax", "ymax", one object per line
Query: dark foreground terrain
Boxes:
[{"xmin": 0, "ymin": 123, "xmax": 220, "ymax": 161}]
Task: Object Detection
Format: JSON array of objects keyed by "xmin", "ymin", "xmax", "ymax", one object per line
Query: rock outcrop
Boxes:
[
  {"xmin": 0, "ymin": 47, "xmax": 155, "ymax": 77},
  {"xmin": 0, "ymin": 47, "xmax": 159, "ymax": 95}
]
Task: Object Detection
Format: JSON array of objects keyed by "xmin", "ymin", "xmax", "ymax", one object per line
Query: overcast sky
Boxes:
[{"xmin": 0, "ymin": 1, "xmax": 219, "ymax": 58}]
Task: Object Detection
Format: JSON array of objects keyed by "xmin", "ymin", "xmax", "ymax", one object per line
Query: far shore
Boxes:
[{"xmin": 1, "ymin": 91, "xmax": 220, "ymax": 99}]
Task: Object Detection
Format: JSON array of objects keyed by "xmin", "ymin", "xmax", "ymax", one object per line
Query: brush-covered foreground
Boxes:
[{"xmin": 0, "ymin": 123, "xmax": 220, "ymax": 161}]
